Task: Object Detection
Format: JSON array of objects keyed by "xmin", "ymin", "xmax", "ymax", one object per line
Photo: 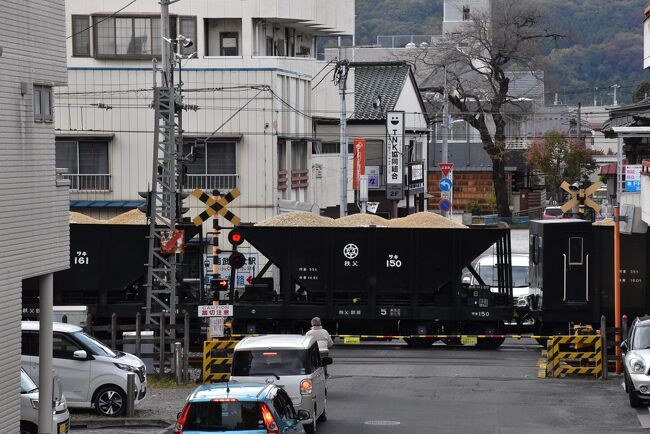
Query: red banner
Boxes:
[{"xmin": 353, "ymin": 138, "xmax": 366, "ymax": 190}]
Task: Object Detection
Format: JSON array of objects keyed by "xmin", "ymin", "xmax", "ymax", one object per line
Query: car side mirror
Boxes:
[
  {"xmin": 296, "ymin": 409, "xmax": 310, "ymax": 421},
  {"xmin": 73, "ymin": 350, "xmax": 88, "ymax": 360},
  {"xmin": 621, "ymin": 340, "xmax": 629, "ymax": 354},
  {"xmin": 321, "ymin": 356, "xmax": 333, "ymax": 366},
  {"xmin": 462, "ymin": 276, "xmax": 471, "ymax": 284}
]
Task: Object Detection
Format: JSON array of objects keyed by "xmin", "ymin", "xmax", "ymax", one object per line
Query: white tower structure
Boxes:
[{"xmin": 443, "ymin": 0, "xmax": 492, "ymax": 35}]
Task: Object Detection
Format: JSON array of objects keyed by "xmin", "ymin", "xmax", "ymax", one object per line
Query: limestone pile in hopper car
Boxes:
[
  {"xmin": 388, "ymin": 211, "xmax": 467, "ymax": 228},
  {"xmin": 256, "ymin": 211, "xmax": 336, "ymax": 227},
  {"xmin": 108, "ymin": 209, "xmax": 149, "ymax": 225},
  {"xmin": 69, "ymin": 211, "xmax": 101, "ymax": 224},
  {"xmin": 593, "ymin": 218, "xmax": 614, "ymax": 226},
  {"xmin": 335, "ymin": 213, "xmax": 389, "ymax": 227}
]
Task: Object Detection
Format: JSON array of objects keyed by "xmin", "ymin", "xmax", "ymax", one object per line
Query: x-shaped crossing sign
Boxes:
[
  {"xmin": 192, "ymin": 188, "xmax": 241, "ymax": 227},
  {"xmin": 560, "ymin": 181, "xmax": 602, "ymax": 214}
]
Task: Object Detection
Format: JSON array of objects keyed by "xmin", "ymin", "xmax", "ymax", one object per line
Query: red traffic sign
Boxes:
[
  {"xmin": 439, "ymin": 198, "xmax": 452, "ymax": 211},
  {"xmin": 438, "ymin": 163, "xmax": 454, "ymax": 177}
]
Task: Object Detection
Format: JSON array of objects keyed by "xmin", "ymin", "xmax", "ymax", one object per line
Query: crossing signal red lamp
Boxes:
[
  {"xmin": 229, "ymin": 251, "xmax": 246, "ymax": 269},
  {"xmin": 228, "ymin": 229, "xmax": 244, "ymax": 246}
]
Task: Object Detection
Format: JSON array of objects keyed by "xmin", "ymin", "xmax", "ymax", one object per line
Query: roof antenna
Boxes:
[{"xmin": 226, "ymin": 379, "xmax": 230, "ymax": 394}]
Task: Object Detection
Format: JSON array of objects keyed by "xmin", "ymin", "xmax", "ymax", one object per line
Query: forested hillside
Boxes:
[{"xmin": 355, "ymin": 0, "xmax": 650, "ymax": 104}]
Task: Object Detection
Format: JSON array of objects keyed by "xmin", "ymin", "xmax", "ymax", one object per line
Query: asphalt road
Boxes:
[
  {"xmin": 73, "ymin": 338, "xmax": 645, "ymax": 433},
  {"xmin": 317, "ymin": 339, "xmax": 644, "ymax": 434}
]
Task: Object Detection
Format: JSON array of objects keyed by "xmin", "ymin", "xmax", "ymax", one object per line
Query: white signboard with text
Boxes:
[
  {"xmin": 198, "ymin": 304, "xmax": 233, "ymax": 317},
  {"xmin": 386, "ymin": 111, "xmax": 405, "ymax": 200}
]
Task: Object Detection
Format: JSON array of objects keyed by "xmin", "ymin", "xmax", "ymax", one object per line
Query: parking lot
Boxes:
[{"xmin": 72, "ymin": 339, "xmax": 646, "ymax": 433}]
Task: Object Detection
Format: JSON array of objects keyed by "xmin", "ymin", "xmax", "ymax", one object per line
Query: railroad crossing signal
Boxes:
[
  {"xmin": 560, "ymin": 181, "xmax": 602, "ymax": 214},
  {"xmin": 192, "ymin": 188, "xmax": 241, "ymax": 226}
]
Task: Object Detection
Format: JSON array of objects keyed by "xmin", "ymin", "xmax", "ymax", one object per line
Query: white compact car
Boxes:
[
  {"xmin": 230, "ymin": 335, "xmax": 331, "ymax": 434},
  {"xmin": 470, "ymin": 253, "xmax": 531, "ymax": 307},
  {"xmin": 20, "ymin": 368, "xmax": 70, "ymax": 434},
  {"xmin": 622, "ymin": 317, "xmax": 650, "ymax": 407},
  {"xmin": 21, "ymin": 321, "xmax": 147, "ymax": 417}
]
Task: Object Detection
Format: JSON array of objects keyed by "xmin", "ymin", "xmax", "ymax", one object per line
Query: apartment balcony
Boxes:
[
  {"xmin": 184, "ymin": 174, "xmax": 239, "ymax": 192},
  {"xmin": 64, "ymin": 174, "xmax": 111, "ymax": 192},
  {"xmin": 505, "ymin": 137, "xmax": 532, "ymax": 150}
]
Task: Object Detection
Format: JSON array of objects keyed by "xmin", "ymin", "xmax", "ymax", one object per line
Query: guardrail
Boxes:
[
  {"xmin": 184, "ymin": 174, "xmax": 238, "ymax": 191},
  {"xmin": 63, "ymin": 174, "xmax": 111, "ymax": 191}
]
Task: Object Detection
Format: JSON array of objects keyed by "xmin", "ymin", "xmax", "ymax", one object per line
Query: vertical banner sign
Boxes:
[
  {"xmin": 386, "ymin": 111, "xmax": 405, "ymax": 200},
  {"xmin": 353, "ymin": 138, "xmax": 366, "ymax": 190},
  {"xmin": 625, "ymin": 164, "xmax": 642, "ymax": 192}
]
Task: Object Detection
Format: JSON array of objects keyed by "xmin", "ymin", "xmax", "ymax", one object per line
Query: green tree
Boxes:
[
  {"xmin": 526, "ymin": 132, "xmax": 597, "ymax": 201},
  {"xmin": 633, "ymin": 81, "xmax": 650, "ymax": 102}
]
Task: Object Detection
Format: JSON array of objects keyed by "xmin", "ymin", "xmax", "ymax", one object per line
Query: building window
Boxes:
[
  {"xmin": 462, "ymin": 6, "xmax": 471, "ymax": 21},
  {"xmin": 33, "ymin": 85, "xmax": 53, "ymax": 123},
  {"xmin": 93, "ymin": 15, "xmax": 191, "ymax": 59},
  {"xmin": 55, "ymin": 140, "xmax": 110, "ymax": 190},
  {"xmin": 205, "ymin": 19, "xmax": 241, "ymax": 56},
  {"xmin": 72, "ymin": 15, "xmax": 91, "ymax": 56},
  {"xmin": 179, "ymin": 17, "xmax": 197, "ymax": 56},
  {"xmin": 182, "ymin": 140, "xmax": 237, "ymax": 190},
  {"xmin": 220, "ymin": 32, "xmax": 239, "ymax": 56}
]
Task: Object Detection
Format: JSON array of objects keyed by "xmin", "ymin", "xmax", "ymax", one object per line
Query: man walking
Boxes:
[{"xmin": 306, "ymin": 317, "xmax": 333, "ymax": 376}]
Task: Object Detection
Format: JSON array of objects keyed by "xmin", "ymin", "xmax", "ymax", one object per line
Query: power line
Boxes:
[{"xmin": 66, "ymin": 0, "xmax": 139, "ymax": 40}]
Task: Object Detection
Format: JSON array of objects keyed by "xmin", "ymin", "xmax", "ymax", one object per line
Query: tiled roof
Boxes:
[{"xmin": 351, "ymin": 62, "xmax": 410, "ymax": 121}]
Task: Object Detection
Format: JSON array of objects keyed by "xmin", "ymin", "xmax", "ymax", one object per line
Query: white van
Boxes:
[
  {"xmin": 230, "ymin": 335, "xmax": 331, "ymax": 434},
  {"xmin": 20, "ymin": 368, "xmax": 70, "ymax": 434},
  {"xmin": 471, "ymin": 253, "xmax": 531, "ymax": 307},
  {"xmin": 21, "ymin": 321, "xmax": 147, "ymax": 417}
]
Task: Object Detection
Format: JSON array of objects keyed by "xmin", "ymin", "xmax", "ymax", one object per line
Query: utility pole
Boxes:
[
  {"xmin": 441, "ymin": 65, "xmax": 451, "ymax": 218},
  {"xmin": 145, "ymin": 0, "xmax": 183, "ymax": 372},
  {"xmin": 611, "ymin": 84, "xmax": 620, "ymax": 106},
  {"xmin": 335, "ymin": 59, "xmax": 350, "ymax": 217},
  {"xmin": 577, "ymin": 102, "xmax": 582, "ymax": 142},
  {"xmin": 593, "ymin": 87, "xmax": 598, "ymax": 107}
]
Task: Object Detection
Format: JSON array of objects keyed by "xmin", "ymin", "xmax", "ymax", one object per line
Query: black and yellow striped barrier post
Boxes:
[
  {"xmin": 545, "ymin": 335, "xmax": 603, "ymax": 379},
  {"xmin": 202, "ymin": 340, "xmax": 238, "ymax": 383}
]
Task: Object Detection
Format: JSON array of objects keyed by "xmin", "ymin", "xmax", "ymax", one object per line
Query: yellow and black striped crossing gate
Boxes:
[
  {"xmin": 203, "ymin": 340, "xmax": 238, "ymax": 383},
  {"xmin": 192, "ymin": 188, "xmax": 241, "ymax": 227},
  {"xmin": 546, "ymin": 335, "xmax": 603, "ymax": 379}
]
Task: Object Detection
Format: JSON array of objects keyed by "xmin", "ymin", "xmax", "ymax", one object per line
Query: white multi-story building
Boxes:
[
  {"xmin": 56, "ymin": 0, "xmax": 355, "ymax": 225},
  {"xmin": 442, "ymin": 0, "xmax": 492, "ymax": 35},
  {"xmin": 0, "ymin": 1, "xmax": 70, "ymax": 431}
]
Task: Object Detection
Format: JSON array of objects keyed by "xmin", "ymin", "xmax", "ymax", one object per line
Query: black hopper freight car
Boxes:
[
  {"xmin": 234, "ymin": 224, "xmax": 513, "ymax": 348},
  {"xmin": 528, "ymin": 219, "xmax": 650, "ymax": 336}
]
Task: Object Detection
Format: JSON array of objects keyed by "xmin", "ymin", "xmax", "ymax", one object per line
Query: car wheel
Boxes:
[
  {"xmin": 95, "ymin": 385, "xmax": 126, "ymax": 417},
  {"xmin": 19, "ymin": 422, "xmax": 37, "ymax": 434},
  {"xmin": 626, "ymin": 374, "xmax": 644, "ymax": 408},
  {"xmin": 304, "ymin": 405, "xmax": 317, "ymax": 434}
]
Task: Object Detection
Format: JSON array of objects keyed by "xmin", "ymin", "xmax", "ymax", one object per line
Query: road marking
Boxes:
[
  {"xmin": 636, "ymin": 408, "xmax": 650, "ymax": 429},
  {"xmin": 364, "ymin": 420, "xmax": 401, "ymax": 426}
]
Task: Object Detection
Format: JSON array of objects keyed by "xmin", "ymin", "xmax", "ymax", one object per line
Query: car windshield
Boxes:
[
  {"xmin": 478, "ymin": 265, "xmax": 528, "ymax": 288},
  {"xmin": 633, "ymin": 326, "xmax": 650, "ymax": 349},
  {"xmin": 72, "ymin": 331, "xmax": 117, "ymax": 358},
  {"xmin": 545, "ymin": 208, "xmax": 563, "ymax": 216},
  {"xmin": 232, "ymin": 350, "xmax": 307, "ymax": 376},
  {"xmin": 20, "ymin": 370, "xmax": 38, "ymax": 394},
  {"xmin": 183, "ymin": 401, "xmax": 263, "ymax": 431}
]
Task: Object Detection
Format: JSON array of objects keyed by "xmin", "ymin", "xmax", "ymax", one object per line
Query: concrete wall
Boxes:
[{"xmin": 0, "ymin": 0, "xmax": 69, "ymax": 431}]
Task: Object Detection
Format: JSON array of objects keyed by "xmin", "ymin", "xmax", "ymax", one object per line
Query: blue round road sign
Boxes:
[
  {"xmin": 439, "ymin": 198, "xmax": 452, "ymax": 211},
  {"xmin": 439, "ymin": 177, "xmax": 453, "ymax": 192}
]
